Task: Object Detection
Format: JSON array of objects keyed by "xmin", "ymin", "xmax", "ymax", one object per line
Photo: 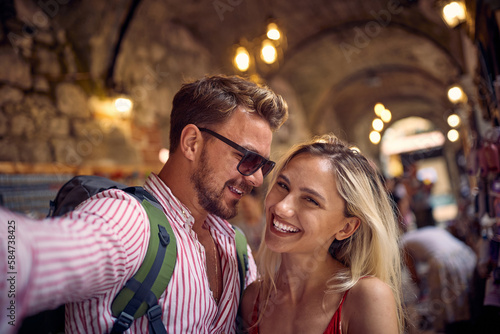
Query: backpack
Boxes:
[{"xmin": 18, "ymin": 175, "xmax": 249, "ymax": 334}]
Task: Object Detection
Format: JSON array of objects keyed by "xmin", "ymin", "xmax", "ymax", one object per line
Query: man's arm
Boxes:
[{"xmin": 0, "ymin": 189, "xmax": 150, "ymax": 332}]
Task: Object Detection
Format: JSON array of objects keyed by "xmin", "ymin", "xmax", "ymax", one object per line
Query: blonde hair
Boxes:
[{"xmin": 256, "ymin": 134, "xmax": 405, "ymax": 332}]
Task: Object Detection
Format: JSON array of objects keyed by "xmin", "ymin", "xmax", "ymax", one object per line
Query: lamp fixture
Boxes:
[
  {"xmin": 447, "ymin": 85, "xmax": 467, "ymax": 104},
  {"xmin": 261, "ymin": 39, "xmax": 278, "ymax": 64},
  {"xmin": 266, "ymin": 23, "xmax": 281, "ymax": 40},
  {"xmin": 447, "ymin": 129, "xmax": 460, "ymax": 142},
  {"xmin": 374, "ymin": 103, "xmax": 385, "ymax": 116},
  {"xmin": 372, "ymin": 118, "xmax": 384, "ymax": 131},
  {"xmin": 381, "ymin": 109, "xmax": 392, "ymax": 123},
  {"xmin": 440, "ymin": 1, "xmax": 466, "ymax": 28},
  {"xmin": 232, "ymin": 20, "xmax": 285, "ymax": 77},
  {"xmin": 114, "ymin": 97, "xmax": 133, "ymax": 114},
  {"xmin": 447, "ymin": 113, "xmax": 461, "ymax": 127},
  {"xmin": 369, "ymin": 131, "xmax": 381, "ymax": 144},
  {"xmin": 234, "ymin": 47, "xmax": 251, "ymax": 72}
]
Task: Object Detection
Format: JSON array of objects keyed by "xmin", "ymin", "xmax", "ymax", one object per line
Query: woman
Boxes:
[{"xmin": 240, "ymin": 134, "xmax": 404, "ymax": 334}]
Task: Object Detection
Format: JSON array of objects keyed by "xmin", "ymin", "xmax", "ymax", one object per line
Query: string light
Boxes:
[
  {"xmin": 447, "ymin": 129, "xmax": 459, "ymax": 142},
  {"xmin": 372, "ymin": 118, "xmax": 384, "ymax": 131},
  {"xmin": 374, "ymin": 103, "xmax": 385, "ymax": 117},
  {"xmin": 261, "ymin": 40, "xmax": 277, "ymax": 64},
  {"xmin": 442, "ymin": 1, "xmax": 466, "ymax": 28},
  {"xmin": 381, "ymin": 109, "xmax": 392, "ymax": 123},
  {"xmin": 369, "ymin": 131, "xmax": 381, "ymax": 144},
  {"xmin": 447, "ymin": 85, "xmax": 467, "ymax": 104},
  {"xmin": 233, "ymin": 22, "xmax": 284, "ymax": 74},
  {"xmin": 234, "ymin": 47, "xmax": 250, "ymax": 72},
  {"xmin": 114, "ymin": 97, "xmax": 133, "ymax": 113},
  {"xmin": 267, "ymin": 23, "xmax": 281, "ymax": 40},
  {"xmin": 447, "ymin": 114, "xmax": 461, "ymax": 127}
]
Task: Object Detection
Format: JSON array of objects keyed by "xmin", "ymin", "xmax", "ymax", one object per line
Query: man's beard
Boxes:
[{"xmin": 191, "ymin": 150, "xmax": 249, "ymax": 220}]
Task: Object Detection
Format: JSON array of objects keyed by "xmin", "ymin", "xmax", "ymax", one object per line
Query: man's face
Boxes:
[{"xmin": 191, "ymin": 106, "xmax": 273, "ymax": 219}]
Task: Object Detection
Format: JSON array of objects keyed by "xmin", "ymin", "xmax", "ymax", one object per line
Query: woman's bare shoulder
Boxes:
[
  {"xmin": 348, "ymin": 276, "xmax": 394, "ymax": 301},
  {"xmin": 239, "ymin": 280, "xmax": 262, "ymax": 326},
  {"xmin": 342, "ymin": 277, "xmax": 398, "ymax": 334}
]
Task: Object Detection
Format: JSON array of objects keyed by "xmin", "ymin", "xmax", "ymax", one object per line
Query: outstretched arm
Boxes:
[{"xmin": 0, "ymin": 189, "xmax": 150, "ymax": 333}]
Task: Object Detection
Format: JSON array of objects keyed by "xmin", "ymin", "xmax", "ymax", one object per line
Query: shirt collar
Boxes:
[
  {"xmin": 143, "ymin": 173, "xmax": 235, "ymax": 238},
  {"xmin": 143, "ymin": 173, "xmax": 195, "ymax": 229}
]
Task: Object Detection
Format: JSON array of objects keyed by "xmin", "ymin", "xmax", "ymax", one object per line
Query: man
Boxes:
[{"xmin": 0, "ymin": 75, "xmax": 288, "ymax": 333}]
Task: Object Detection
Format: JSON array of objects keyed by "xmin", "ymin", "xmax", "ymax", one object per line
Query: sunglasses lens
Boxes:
[
  {"xmin": 238, "ymin": 153, "xmax": 264, "ymax": 175},
  {"xmin": 261, "ymin": 161, "xmax": 275, "ymax": 177},
  {"xmin": 238, "ymin": 153, "xmax": 275, "ymax": 177}
]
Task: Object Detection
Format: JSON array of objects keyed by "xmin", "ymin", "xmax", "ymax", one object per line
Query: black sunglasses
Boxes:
[{"xmin": 199, "ymin": 127, "xmax": 275, "ymax": 177}]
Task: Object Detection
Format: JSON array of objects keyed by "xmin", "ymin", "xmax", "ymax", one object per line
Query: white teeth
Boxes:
[
  {"xmin": 229, "ymin": 186, "xmax": 243, "ymax": 195},
  {"xmin": 273, "ymin": 220, "xmax": 299, "ymax": 233}
]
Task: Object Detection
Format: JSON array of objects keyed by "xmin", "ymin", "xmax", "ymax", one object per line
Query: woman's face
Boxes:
[{"xmin": 264, "ymin": 153, "xmax": 352, "ymax": 255}]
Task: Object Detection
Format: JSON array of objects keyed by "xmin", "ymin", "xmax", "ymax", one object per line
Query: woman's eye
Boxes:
[
  {"xmin": 306, "ymin": 197, "xmax": 319, "ymax": 206},
  {"xmin": 277, "ymin": 181, "xmax": 289, "ymax": 191}
]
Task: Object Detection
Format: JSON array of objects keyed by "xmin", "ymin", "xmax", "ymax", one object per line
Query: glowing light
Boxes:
[
  {"xmin": 447, "ymin": 85, "xmax": 467, "ymax": 104},
  {"xmin": 447, "ymin": 114, "xmax": 461, "ymax": 127},
  {"xmin": 261, "ymin": 40, "xmax": 277, "ymax": 64},
  {"xmin": 381, "ymin": 109, "xmax": 392, "ymax": 122},
  {"xmin": 369, "ymin": 131, "xmax": 381, "ymax": 144},
  {"xmin": 447, "ymin": 129, "xmax": 460, "ymax": 142},
  {"xmin": 159, "ymin": 148, "xmax": 170, "ymax": 163},
  {"xmin": 267, "ymin": 23, "xmax": 281, "ymax": 40},
  {"xmin": 442, "ymin": 2, "xmax": 466, "ymax": 28},
  {"xmin": 372, "ymin": 118, "xmax": 384, "ymax": 131},
  {"xmin": 374, "ymin": 103, "xmax": 385, "ymax": 116},
  {"xmin": 114, "ymin": 97, "xmax": 133, "ymax": 113},
  {"xmin": 234, "ymin": 47, "xmax": 250, "ymax": 71}
]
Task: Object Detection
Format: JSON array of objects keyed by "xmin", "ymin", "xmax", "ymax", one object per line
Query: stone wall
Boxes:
[{"xmin": 0, "ymin": 0, "xmax": 212, "ymax": 171}]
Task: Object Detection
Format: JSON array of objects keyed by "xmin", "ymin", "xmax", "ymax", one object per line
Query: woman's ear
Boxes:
[
  {"xmin": 179, "ymin": 124, "xmax": 202, "ymax": 161},
  {"xmin": 336, "ymin": 217, "xmax": 361, "ymax": 241}
]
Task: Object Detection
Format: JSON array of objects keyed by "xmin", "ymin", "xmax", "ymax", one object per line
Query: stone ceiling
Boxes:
[{"xmin": 13, "ymin": 0, "xmax": 473, "ymax": 158}]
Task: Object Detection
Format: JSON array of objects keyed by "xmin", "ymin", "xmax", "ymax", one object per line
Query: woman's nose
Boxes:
[{"xmin": 274, "ymin": 195, "xmax": 295, "ymax": 218}]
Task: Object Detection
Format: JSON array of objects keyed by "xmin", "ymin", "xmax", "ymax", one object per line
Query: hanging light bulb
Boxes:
[
  {"xmin": 369, "ymin": 131, "xmax": 381, "ymax": 144},
  {"xmin": 447, "ymin": 114, "xmax": 461, "ymax": 127},
  {"xmin": 381, "ymin": 109, "xmax": 392, "ymax": 123},
  {"xmin": 442, "ymin": 1, "xmax": 466, "ymax": 28},
  {"xmin": 447, "ymin": 129, "xmax": 460, "ymax": 142},
  {"xmin": 372, "ymin": 118, "xmax": 384, "ymax": 131},
  {"xmin": 374, "ymin": 103, "xmax": 385, "ymax": 117},
  {"xmin": 267, "ymin": 23, "xmax": 281, "ymax": 40},
  {"xmin": 261, "ymin": 39, "xmax": 277, "ymax": 64},
  {"xmin": 234, "ymin": 47, "xmax": 250, "ymax": 71},
  {"xmin": 447, "ymin": 85, "xmax": 467, "ymax": 104},
  {"xmin": 114, "ymin": 97, "xmax": 133, "ymax": 115}
]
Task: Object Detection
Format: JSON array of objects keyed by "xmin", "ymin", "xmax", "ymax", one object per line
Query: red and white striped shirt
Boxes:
[{"xmin": 0, "ymin": 173, "xmax": 257, "ymax": 334}]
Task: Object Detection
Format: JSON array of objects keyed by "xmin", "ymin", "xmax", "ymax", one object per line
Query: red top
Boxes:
[{"xmin": 249, "ymin": 289, "xmax": 351, "ymax": 334}]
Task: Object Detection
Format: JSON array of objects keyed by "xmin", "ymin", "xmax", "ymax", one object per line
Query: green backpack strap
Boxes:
[
  {"xmin": 233, "ymin": 225, "xmax": 249, "ymax": 299},
  {"xmin": 111, "ymin": 193, "xmax": 177, "ymax": 334}
]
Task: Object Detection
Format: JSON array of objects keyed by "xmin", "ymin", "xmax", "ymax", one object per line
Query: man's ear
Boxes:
[
  {"xmin": 179, "ymin": 124, "xmax": 203, "ymax": 161},
  {"xmin": 336, "ymin": 217, "xmax": 361, "ymax": 241}
]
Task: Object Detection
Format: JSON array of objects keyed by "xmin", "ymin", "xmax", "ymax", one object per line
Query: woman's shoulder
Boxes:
[
  {"xmin": 341, "ymin": 277, "xmax": 398, "ymax": 333},
  {"xmin": 239, "ymin": 280, "xmax": 262, "ymax": 326},
  {"xmin": 348, "ymin": 276, "xmax": 394, "ymax": 301}
]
